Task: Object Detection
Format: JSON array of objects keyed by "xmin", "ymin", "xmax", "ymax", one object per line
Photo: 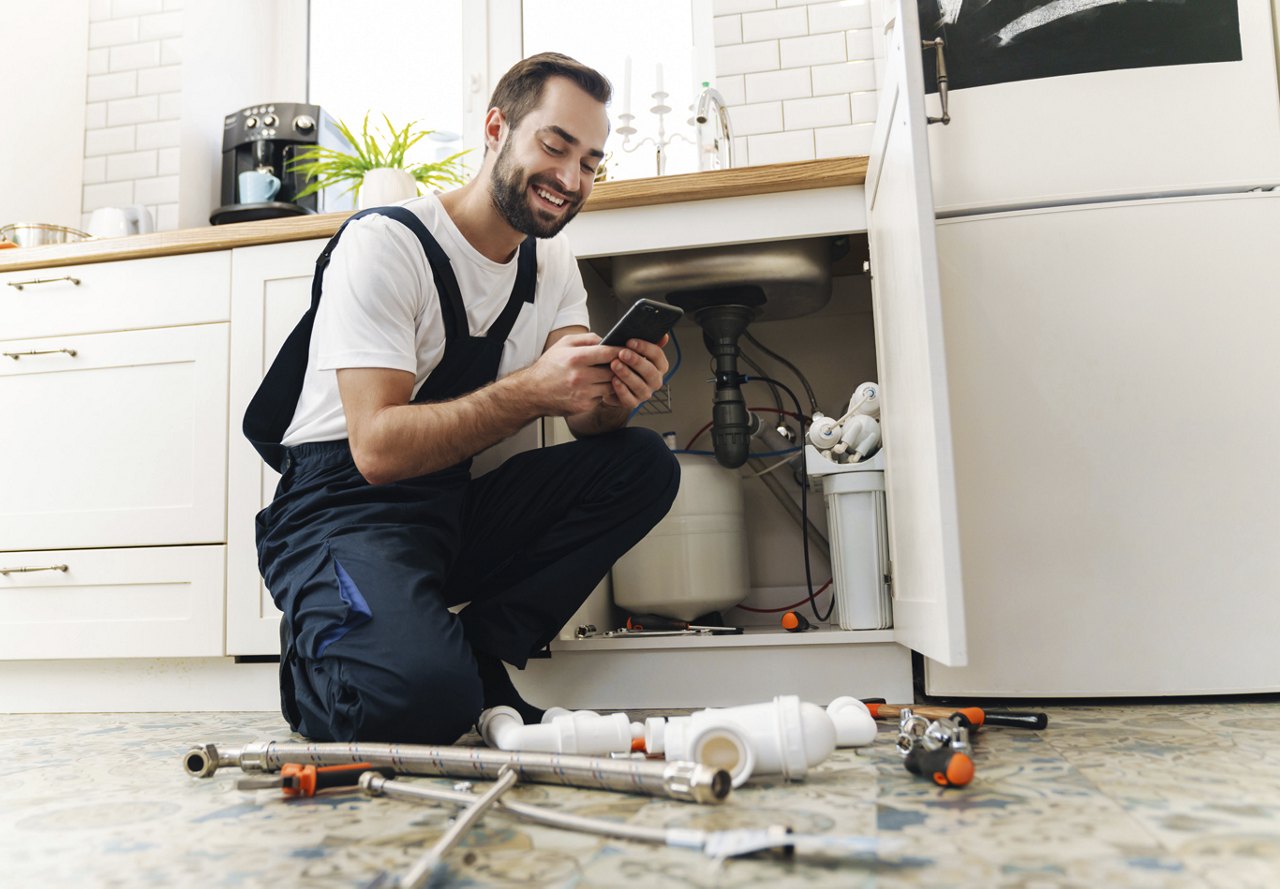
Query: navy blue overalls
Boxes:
[{"xmin": 244, "ymin": 206, "xmax": 679, "ymax": 744}]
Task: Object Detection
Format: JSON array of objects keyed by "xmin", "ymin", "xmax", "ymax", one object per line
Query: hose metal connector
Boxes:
[
  {"xmin": 664, "ymin": 761, "xmax": 732, "ymax": 804},
  {"xmin": 182, "ymin": 744, "xmax": 221, "ymax": 778}
]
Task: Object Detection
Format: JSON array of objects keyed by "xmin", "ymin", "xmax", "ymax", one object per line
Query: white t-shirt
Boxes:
[{"xmin": 281, "ymin": 193, "xmax": 590, "ymax": 445}]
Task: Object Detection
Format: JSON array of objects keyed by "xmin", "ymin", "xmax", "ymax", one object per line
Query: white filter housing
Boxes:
[
  {"xmin": 612, "ymin": 453, "xmax": 748, "ymax": 621},
  {"xmin": 806, "ymin": 447, "xmax": 890, "ymax": 630}
]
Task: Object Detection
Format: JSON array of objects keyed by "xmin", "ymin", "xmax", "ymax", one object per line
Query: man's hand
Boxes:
[
  {"xmin": 524, "ymin": 332, "xmax": 620, "ymax": 417},
  {"xmin": 602, "ymin": 334, "xmax": 671, "ymax": 411}
]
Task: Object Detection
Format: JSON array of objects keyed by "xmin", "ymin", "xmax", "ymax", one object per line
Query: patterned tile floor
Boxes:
[{"xmin": 2, "ymin": 702, "xmax": 1279, "ymax": 888}]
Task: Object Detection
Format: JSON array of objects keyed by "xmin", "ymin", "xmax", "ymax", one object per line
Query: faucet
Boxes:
[{"xmin": 694, "ymin": 86, "xmax": 735, "ymax": 172}]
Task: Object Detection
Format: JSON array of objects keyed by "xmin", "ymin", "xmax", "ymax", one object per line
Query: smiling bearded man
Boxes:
[{"xmin": 244, "ymin": 52, "xmax": 679, "ymax": 745}]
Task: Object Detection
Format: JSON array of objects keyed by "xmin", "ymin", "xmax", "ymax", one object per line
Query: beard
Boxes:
[{"xmin": 488, "ymin": 138, "xmax": 582, "ymax": 239}]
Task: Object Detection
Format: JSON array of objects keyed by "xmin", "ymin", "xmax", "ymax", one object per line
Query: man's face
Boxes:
[{"xmin": 488, "ymin": 76, "xmax": 609, "ymax": 239}]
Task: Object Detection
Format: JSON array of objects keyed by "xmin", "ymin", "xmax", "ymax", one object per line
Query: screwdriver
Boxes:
[
  {"xmin": 236, "ymin": 762, "xmax": 387, "ymax": 797},
  {"xmin": 624, "ymin": 614, "xmax": 742, "ymax": 634}
]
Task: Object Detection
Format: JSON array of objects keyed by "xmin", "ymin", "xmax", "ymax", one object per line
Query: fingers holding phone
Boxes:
[
  {"xmin": 598, "ymin": 300, "xmax": 681, "ymax": 409},
  {"xmin": 608, "ymin": 335, "xmax": 670, "ymax": 409}
]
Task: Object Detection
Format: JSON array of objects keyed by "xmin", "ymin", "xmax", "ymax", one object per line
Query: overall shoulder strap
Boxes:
[
  {"xmin": 485, "ymin": 237, "xmax": 538, "ymax": 343},
  {"xmin": 242, "ymin": 205, "xmax": 462, "ymax": 471}
]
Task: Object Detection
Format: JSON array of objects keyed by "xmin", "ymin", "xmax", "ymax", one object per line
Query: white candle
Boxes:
[
  {"xmin": 622, "ymin": 56, "xmax": 632, "ymax": 116},
  {"xmin": 655, "ymin": 62, "xmax": 664, "ymax": 95}
]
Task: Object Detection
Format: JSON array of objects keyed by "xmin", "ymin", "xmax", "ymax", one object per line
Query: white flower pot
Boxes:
[{"xmin": 358, "ymin": 168, "xmax": 418, "ymax": 209}]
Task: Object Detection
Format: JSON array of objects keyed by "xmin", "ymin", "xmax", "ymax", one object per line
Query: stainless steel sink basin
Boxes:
[{"xmin": 610, "ymin": 237, "xmax": 842, "ymax": 322}]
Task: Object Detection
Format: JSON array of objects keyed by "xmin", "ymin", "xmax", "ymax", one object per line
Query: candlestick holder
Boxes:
[{"xmin": 618, "ymin": 91, "xmax": 692, "ymax": 177}]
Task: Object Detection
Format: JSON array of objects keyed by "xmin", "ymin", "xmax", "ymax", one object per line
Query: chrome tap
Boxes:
[{"xmin": 694, "ymin": 86, "xmax": 735, "ymax": 171}]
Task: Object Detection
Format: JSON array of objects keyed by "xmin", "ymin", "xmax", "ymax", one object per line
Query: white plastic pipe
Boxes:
[
  {"xmin": 826, "ymin": 696, "xmax": 878, "ymax": 747},
  {"xmin": 480, "ymin": 696, "xmax": 878, "ymax": 789},
  {"xmin": 645, "ymin": 695, "xmax": 837, "ymax": 787},
  {"xmin": 477, "ymin": 706, "xmax": 640, "ymax": 756}
]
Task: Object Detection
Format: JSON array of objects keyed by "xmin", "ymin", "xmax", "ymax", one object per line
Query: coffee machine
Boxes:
[{"xmin": 210, "ymin": 102, "xmax": 356, "ymax": 225}]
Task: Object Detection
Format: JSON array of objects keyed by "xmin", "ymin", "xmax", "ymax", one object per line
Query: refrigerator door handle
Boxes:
[{"xmin": 925, "ymin": 38, "xmax": 952, "ymax": 126}]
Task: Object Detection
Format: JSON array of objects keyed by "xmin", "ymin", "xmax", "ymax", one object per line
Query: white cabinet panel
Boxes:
[
  {"xmin": 0, "ymin": 252, "xmax": 231, "ymax": 340},
  {"xmin": 867, "ymin": 3, "xmax": 967, "ymax": 666},
  {"xmin": 0, "ymin": 324, "xmax": 229, "ymax": 551},
  {"xmin": 922, "ymin": 2, "xmax": 1280, "ymax": 213},
  {"xmin": 925, "ymin": 192, "xmax": 1280, "ymax": 696},
  {"xmin": 0, "ymin": 545, "xmax": 225, "ymax": 659},
  {"xmin": 226, "ymin": 239, "xmax": 326, "ymax": 655}
]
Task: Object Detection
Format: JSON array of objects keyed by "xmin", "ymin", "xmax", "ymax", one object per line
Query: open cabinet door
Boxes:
[{"xmin": 866, "ymin": 0, "xmax": 967, "ymax": 666}]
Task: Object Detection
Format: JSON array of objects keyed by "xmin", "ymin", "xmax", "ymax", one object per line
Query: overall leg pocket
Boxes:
[{"xmin": 312, "ymin": 546, "xmax": 374, "ymax": 658}]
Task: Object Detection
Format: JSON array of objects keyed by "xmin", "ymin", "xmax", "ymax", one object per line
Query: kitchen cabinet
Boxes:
[
  {"xmin": 924, "ymin": 192, "xmax": 1280, "ymax": 696},
  {"xmin": 0, "ymin": 253, "xmax": 231, "ymax": 659},
  {"xmin": 866, "ymin": 1, "xmax": 1280, "ymax": 697},
  {"xmin": 0, "ymin": 324, "xmax": 229, "ymax": 550},
  {"xmin": 225, "ymin": 238, "xmax": 327, "ymax": 655},
  {"xmin": 0, "ymin": 546, "xmax": 225, "ymax": 660}
]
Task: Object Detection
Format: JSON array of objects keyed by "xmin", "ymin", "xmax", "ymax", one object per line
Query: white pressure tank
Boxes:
[{"xmin": 612, "ymin": 452, "xmax": 748, "ymax": 621}]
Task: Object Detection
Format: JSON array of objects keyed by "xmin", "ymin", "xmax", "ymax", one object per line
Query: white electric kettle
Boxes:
[{"xmin": 87, "ymin": 205, "xmax": 155, "ymax": 239}]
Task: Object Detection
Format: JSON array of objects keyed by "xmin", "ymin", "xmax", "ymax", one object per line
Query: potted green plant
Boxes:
[{"xmin": 287, "ymin": 112, "xmax": 472, "ymax": 209}]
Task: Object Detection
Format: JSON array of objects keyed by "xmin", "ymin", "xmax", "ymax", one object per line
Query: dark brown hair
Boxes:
[{"xmin": 487, "ymin": 52, "xmax": 611, "ymax": 134}]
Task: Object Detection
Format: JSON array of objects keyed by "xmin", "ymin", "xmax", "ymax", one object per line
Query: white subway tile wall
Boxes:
[
  {"xmin": 714, "ymin": 0, "xmax": 880, "ymax": 166},
  {"xmin": 82, "ymin": 0, "xmax": 184, "ymax": 232}
]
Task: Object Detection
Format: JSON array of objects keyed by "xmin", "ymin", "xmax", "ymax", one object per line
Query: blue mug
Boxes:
[{"xmin": 239, "ymin": 169, "xmax": 281, "ymax": 203}]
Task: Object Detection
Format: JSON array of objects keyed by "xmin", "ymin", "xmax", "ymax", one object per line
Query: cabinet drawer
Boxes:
[
  {"xmin": 0, "ymin": 546, "xmax": 225, "ymax": 659},
  {"xmin": 0, "ymin": 251, "xmax": 230, "ymax": 340},
  {"xmin": 0, "ymin": 324, "xmax": 228, "ymax": 550}
]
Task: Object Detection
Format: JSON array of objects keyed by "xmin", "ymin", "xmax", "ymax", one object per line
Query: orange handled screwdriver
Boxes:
[
  {"xmin": 236, "ymin": 762, "xmax": 386, "ymax": 797},
  {"xmin": 781, "ymin": 611, "xmax": 812, "ymax": 632}
]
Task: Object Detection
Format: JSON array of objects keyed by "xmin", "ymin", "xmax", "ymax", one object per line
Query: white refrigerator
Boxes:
[{"xmin": 866, "ymin": 0, "xmax": 1280, "ymax": 696}]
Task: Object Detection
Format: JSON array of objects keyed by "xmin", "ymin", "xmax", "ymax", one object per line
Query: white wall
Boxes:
[
  {"xmin": 0, "ymin": 0, "xmax": 89, "ymax": 230},
  {"xmin": 176, "ymin": 0, "xmax": 307, "ymax": 230},
  {"xmin": 82, "ymin": 0, "xmax": 185, "ymax": 233},
  {"xmin": 713, "ymin": 0, "xmax": 880, "ymax": 165}
]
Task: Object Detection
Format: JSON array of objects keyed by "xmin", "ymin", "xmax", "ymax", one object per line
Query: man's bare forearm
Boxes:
[{"xmin": 356, "ymin": 372, "xmax": 542, "ymax": 483}]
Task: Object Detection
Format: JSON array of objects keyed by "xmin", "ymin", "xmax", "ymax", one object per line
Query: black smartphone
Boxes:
[{"xmin": 600, "ymin": 298, "xmax": 683, "ymax": 348}]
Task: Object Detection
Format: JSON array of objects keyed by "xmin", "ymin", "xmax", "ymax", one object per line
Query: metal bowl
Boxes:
[{"xmin": 0, "ymin": 222, "xmax": 94, "ymax": 248}]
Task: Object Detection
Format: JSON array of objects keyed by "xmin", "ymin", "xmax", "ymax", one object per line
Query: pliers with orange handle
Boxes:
[
  {"xmin": 895, "ymin": 709, "xmax": 975, "ymax": 788},
  {"xmin": 236, "ymin": 762, "xmax": 392, "ymax": 797}
]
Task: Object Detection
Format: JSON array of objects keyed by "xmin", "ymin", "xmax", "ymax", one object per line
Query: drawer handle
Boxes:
[
  {"xmin": 6, "ymin": 275, "xmax": 82, "ymax": 291},
  {"xmin": 0, "ymin": 564, "xmax": 69, "ymax": 576},
  {"xmin": 4, "ymin": 348, "xmax": 78, "ymax": 360}
]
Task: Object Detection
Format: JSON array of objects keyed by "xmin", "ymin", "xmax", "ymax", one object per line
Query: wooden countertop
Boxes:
[{"xmin": 0, "ymin": 157, "xmax": 866, "ymax": 272}]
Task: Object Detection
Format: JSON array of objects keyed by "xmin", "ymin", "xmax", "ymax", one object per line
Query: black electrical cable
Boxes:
[
  {"xmin": 739, "ymin": 350, "xmax": 785, "ymax": 415},
  {"xmin": 743, "ymin": 331, "xmax": 820, "ymax": 415},
  {"xmin": 743, "ymin": 376, "xmax": 833, "ymax": 623}
]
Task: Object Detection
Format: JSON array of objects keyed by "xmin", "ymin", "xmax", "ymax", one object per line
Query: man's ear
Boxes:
[{"xmin": 483, "ymin": 107, "xmax": 508, "ymax": 153}]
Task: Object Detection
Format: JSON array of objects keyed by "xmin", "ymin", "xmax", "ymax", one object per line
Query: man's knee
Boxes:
[
  {"xmin": 311, "ymin": 651, "xmax": 484, "ymax": 744},
  {"xmin": 601, "ymin": 426, "xmax": 680, "ymax": 506}
]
